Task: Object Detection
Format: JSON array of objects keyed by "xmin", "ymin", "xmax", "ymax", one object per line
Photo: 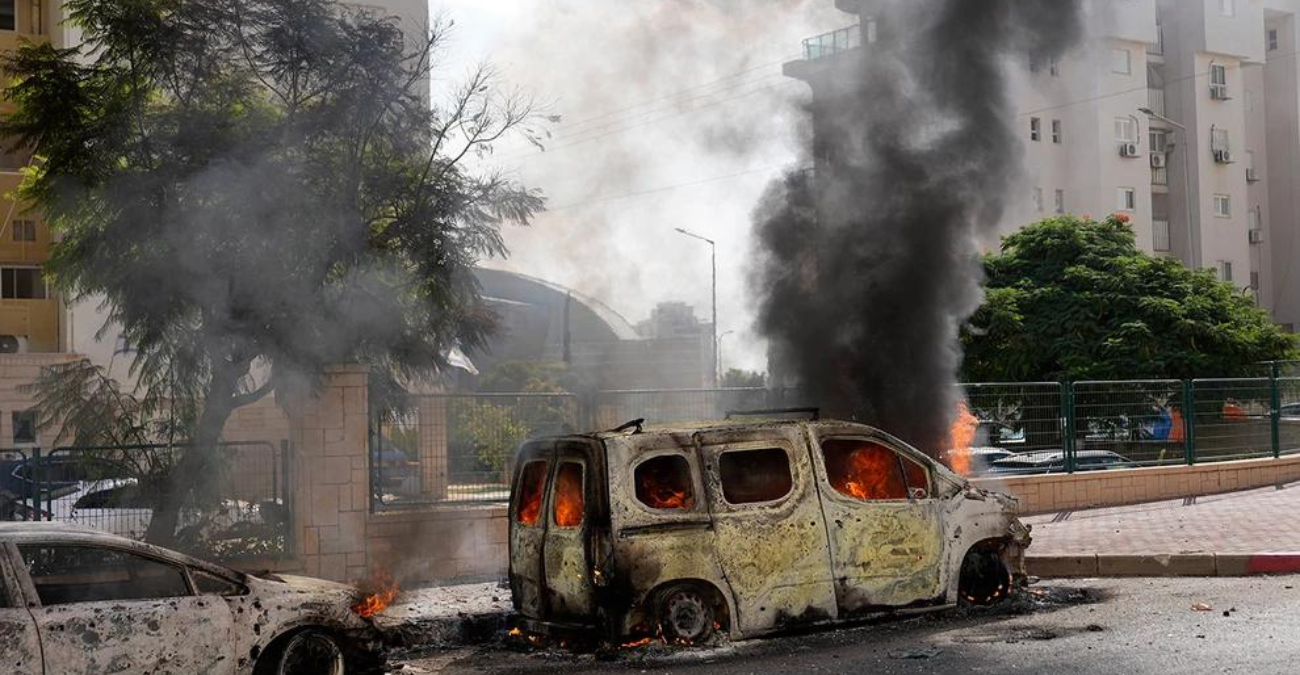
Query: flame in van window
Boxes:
[
  {"xmin": 553, "ymin": 463, "xmax": 585, "ymax": 528},
  {"xmin": 516, "ymin": 461, "xmax": 548, "ymax": 526},
  {"xmin": 824, "ymin": 440, "xmax": 908, "ymax": 501},
  {"xmin": 635, "ymin": 455, "xmax": 695, "ymax": 510}
]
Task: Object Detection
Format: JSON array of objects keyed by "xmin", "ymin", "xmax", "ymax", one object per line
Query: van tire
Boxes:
[
  {"xmin": 656, "ymin": 584, "xmax": 716, "ymax": 644},
  {"xmin": 958, "ymin": 543, "xmax": 1013, "ymax": 606}
]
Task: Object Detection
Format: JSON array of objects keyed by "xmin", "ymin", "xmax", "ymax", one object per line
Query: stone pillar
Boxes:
[{"xmin": 285, "ymin": 365, "xmax": 371, "ymax": 582}]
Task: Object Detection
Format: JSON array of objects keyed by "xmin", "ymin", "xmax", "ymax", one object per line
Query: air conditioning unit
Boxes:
[
  {"xmin": 1214, "ymin": 149, "xmax": 1234, "ymax": 164},
  {"xmin": 1150, "ymin": 153, "xmax": 1167, "ymax": 168},
  {"xmin": 0, "ymin": 335, "xmax": 28, "ymax": 354},
  {"xmin": 1211, "ymin": 84, "xmax": 1231, "ymax": 100},
  {"xmin": 1249, "ymin": 229, "xmax": 1265, "ymax": 244},
  {"xmin": 1246, "ymin": 167, "xmax": 1260, "ymax": 182},
  {"xmin": 1119, "ymin": 143, "xmax": 1141, "ymax": 158}
]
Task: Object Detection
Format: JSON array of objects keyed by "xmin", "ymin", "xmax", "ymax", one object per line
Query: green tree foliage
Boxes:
[
  {"xmin": 2, "ymin": 0, "xmax": 543, "ymax": 542},
  {"xmin": 962, "ymin": 215, "xmax": 1296, "ymax": 382},
  {"xmin": 458, "ymin": 360, "xmax": 577, "ymax": 474}
]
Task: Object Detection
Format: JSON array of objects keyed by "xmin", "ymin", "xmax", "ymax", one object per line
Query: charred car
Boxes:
[
  {"xmin": 508, "ymin": 417, "xmax": 1031, "ymax": 644},
  {"xmin": 0, "ymin": 522, "xmax": 383, "ymax": 674}
]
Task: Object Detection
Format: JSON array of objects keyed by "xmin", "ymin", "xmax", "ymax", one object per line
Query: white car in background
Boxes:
[{"xmin": 44, "ymin": 478, "xmax": 267, "ymax": 540}]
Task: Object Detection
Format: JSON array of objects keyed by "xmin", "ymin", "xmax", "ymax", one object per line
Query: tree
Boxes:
[
  {"xmin": 962, "ymin": 215, "xmax": 1296, "ymax": 382},
  {"xmin": 720, "ymin": 368, "xmax": 765, "ymax": 389},
  {"xmin": 2, "ymin": 0, "xmax": 543, "ymax": 543}
]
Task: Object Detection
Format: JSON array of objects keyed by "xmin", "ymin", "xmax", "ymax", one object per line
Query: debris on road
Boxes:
[
  {"xmin": 889, "ymin": 647, "xmax": 943, "ymax": 660},
  {"xmin": 1192, "ymin": 603, "xmax": 1213, "ymax": 611}
]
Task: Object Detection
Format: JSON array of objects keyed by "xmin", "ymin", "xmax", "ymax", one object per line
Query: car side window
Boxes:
[
  {"xmin": 192, "ymin": 570, "xmax": 247, "ymax": 597},
  {"xmin": 634, "ymin": 455, "xmax": 696, "ymax": 510},
  {"xmin": 515, "ymin": 460, "xmax": 549, "ymax": 526},
  {"xmin": 18, "ymin": 545, "xmax": 192, "ymax": 606},
  {"xmin": 718, "ymin": 448, "xmax": 793, "ymax": 505},
  {"xmin": 822, "ymin": 439, "xmax": 914, "ymax": 502}
]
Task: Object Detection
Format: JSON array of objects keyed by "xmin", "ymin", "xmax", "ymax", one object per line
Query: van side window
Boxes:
[
  {"xmin": 552, "ymin": 462, "xmax": 585, "ymax": 528},
  {"xmin": 822, "ymin": 439, "xmax": 908, "ymax": 502},
  {"xmin": 718, "ymin": 448, "xmax": 793, "ymax": 505},
  {"xmin": 634, "ymin": 455, "xmax": 695, "ymax": 510},
  {"xmin": 516, "ymin": 460, "xmax": 549, "ymax": 526}
]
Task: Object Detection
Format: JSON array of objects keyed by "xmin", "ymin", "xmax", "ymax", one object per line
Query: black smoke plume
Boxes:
[{"xmin": 754, "ymin": 0, "xmax": 1084, "ymax": 452}]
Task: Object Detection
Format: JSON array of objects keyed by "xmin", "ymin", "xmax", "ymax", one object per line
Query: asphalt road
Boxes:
[{"xmin": 393, "ymin": 576, "xmax": 1300, "ymax": 674}]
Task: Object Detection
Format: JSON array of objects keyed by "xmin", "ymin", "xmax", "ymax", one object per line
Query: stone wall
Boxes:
[{"xmin": 974, "ymin": 454, "xmax": 1300, "ymax": 515}]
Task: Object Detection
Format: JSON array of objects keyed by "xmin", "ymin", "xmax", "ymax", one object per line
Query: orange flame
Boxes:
[
  {"xmin": 517, "ymin": 461, "xmax": 548, "ymax": 525},
  {"xmin": 944, "ymin": 401, "xmax": 979, "ymax": 477},
  {"xmin": 553, "ymin": 463, "xmax": 585, "ymax": 528},
  {"xmin": 352, "ymin": 572, "xmax": 399, "ymax": 618},
  {"xmin": 830, "ymin": 442, "xmax": 908, "ymax": 501},
  {"xmin": 637, "ymin": 470, "xmax": 695, "ymax": 510}
]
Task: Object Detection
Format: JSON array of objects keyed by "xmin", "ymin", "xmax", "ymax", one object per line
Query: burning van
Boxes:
[{"xmin": 507, "ymin": 415, "xmax": 1031, "ymax": 644}]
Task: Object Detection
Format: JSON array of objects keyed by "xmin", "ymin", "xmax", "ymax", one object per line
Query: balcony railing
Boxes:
[
  {"xmin": 1148, "ymin": 25, "xmax": 1165, "ymax": 56},
  {"xmin": 802, "ymin": 25, "xmax": 861, "ymax": 60},
  {"xmin": 1148, "ymin": 88, "xmax": 1166, "ymax": 117},
  {"xmin": 1152, "ymin": 166, "xmax": 1169, "ymax": 186}
]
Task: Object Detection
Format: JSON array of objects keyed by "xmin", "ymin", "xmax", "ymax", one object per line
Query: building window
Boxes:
[
  {"xmin": 1269, "ymin": 29, "xmax": 1279, "ymax": 51},
  {"xmin": 1117, "ymin": 187, "xmax": 1137, "ymax": 212},
  {"xmin": 1112, "ymin": 48, "xmax": 1131, "ymax": 75},
  {"xmin": 1221, "ymin": 261, "xmax": 1234, "ymax": 282},
  {"xmin": 0, "ymin": 1, "xmax": 14, "ymax": 32},
  {"xmin": 1248, "ymin": 207, "xmax": 1262, "ymax": 233},
  {"xmin": 12, "ymin": 409, "xmax": 36, "ymax": 445},
  {"xmin": 1210, "ymin": 64, "xmax": 1228, "ymax": 99},
  {"xmin": 1214, "ymin": 194, "xmax": 1232, "ymax": 218},
  {"xmin": 0, "ymin": 267, "xmax": 46, "ymax": 299},
  {"xmin": 1051, "ymin": 119, "xmax": 1063, "ymax": 144},
  {"xmin": 1250, "ymin": 271, "xmax": 1261, "ymax": 303},
  {"xmin": 1033, "ymin": 187, "xmax": 1044, "ymax": 212},
  {"xmin": 1153, "ymin": 219, "xmax": 1171, "ymax": 252},
  {"xmin": 1114, "ymin": 116, "xmax": 1138, "ymax": 143},
  {"xmin": 1212, "ymin": 127, "xmax": 1231, "ymax": 153},
  {"xmin": 11, "ymin": 220, "xmax": 35, "ymax": 242},
  {"xmin": 1054, "ymin": 189, "xmax": 1065, "ymax": 214},
  {"xmin": 1220, "ymin": 0, "xmax": 1236, "ymax": 17},
  {"xmin": 1030, "ymin": 117, "xmax": 1041, "ymax": 142},
  {"xmin": 1150, "ymin": 129, "xmax": 1169, "ymax": 154}
]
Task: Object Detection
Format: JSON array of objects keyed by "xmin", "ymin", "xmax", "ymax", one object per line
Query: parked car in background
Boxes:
[
  {"xmin": 964, "ymin": 447, "xmax": 1016, "ymax": 475},
  {"xmin": 1281, "ymin": 403, "xmax": 1300, "ymax": 421},
  {"xmin": 989, "ymin": 450, "xmax": 1134, "ymax": 476},
  {"xmin": 0, "ymin": 522, "xmax": 384, "ymax": 675}
]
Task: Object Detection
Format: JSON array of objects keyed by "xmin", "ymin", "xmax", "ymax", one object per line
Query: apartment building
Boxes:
[{"xmin": 787, "ymin": 0, "xmax": 1300, "ymax": 333}]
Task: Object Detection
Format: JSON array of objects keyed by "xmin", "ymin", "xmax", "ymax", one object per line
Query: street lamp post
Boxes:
[
  {"xmin": 674, "ymin": 227, "xmax": 718, "ymax": 386},
  {"xmin": 718, "ymin": 330, "xmax": 735, "ymax": 383},
  {"xmin": 1139, "ymin": 107, "xmax": 1199, "ymax": 269}
]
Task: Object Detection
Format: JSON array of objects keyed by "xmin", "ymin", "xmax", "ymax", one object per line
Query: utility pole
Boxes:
[{"xmin": 674, "ymin": 228, "xmax": 718, "ymax": 386}]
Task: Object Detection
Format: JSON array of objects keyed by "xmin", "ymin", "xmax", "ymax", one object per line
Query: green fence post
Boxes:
[
  {"xmin": 1182, "ymin": 380, "xmax": 1196, "ymax": 465},
  {"xmin": 1271, "ymin": 362, "xmax": 1282, "ymax": 459},
  {"xmin": 1061, "ymin": 382, "xmax": 1076, "ymax": 474}
]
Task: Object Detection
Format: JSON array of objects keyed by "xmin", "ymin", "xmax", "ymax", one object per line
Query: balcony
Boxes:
[
  {"xmin": 1147, "ymin": 88, "xmax": 1166, "ymax": 117},
  {"xmin": 1147, "ymin": 25, "xmax": 1164, "ymax": 57},
  {"xmin": 802, "ymin": 25, "xmax": 861, "ymax": 61}
]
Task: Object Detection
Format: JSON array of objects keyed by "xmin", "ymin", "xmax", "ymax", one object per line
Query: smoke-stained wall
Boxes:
[{"xmin": 755, "ymin": 0, "xmax": 1084, "ymax": 452}]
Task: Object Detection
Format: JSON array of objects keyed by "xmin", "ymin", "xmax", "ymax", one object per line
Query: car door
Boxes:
[
  {"xmin": 509, "ymin": 441, "xmax": 553, "ymax": 620},
  {"xmin": 696, "ymin": 428, "xmax": 837, "ymax": 634},
  {"xmin": 0, "ymin": 544, "xmax": 42, "ymax": 675},
  {"xmin": 809, "ymin": 431, "xmax": 946, "ymax": 616},
  {"xmin": 541, "ymin": 441, "xmax": 603, "ymax": 622},
  {"xmin": 16, "ymin": 542, "xmax": 237, "ymax": 675}
]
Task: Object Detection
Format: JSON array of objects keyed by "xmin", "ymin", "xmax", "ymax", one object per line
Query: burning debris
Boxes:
[
  {"xmin": 353, "ymin": 572, "xmax": 401, "ymax": 619},
  {"xmin": 754, "ymin": 0, "xmax": 1085, "ymax": 453}
]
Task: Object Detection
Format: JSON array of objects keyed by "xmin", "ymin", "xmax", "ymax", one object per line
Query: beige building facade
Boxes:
[{"xmin": 791, "ymin": 0, "xmax": 1300, "ymax": 333}]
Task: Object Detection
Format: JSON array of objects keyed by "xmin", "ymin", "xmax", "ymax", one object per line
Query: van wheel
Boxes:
[
  {"xmin": 657, "ymin": 585, "xmax": 715, "ymax": 644},
  {"xmin": 959, "ymin": 546, "xmax": 1012, "ymax": 606}
]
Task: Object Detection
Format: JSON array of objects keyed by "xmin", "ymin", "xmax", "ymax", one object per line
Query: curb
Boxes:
[{"xmin": 1028, "ymin": 553, "xmax": 1300, "ymax": 578}]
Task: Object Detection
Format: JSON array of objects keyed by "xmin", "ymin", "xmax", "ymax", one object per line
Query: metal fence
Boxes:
[
  {"xmin": 372, "ymin": 371, "xmax": 1300, "ymax": 509},
  {"xmin": 0, "ymin": 442, "xmax": 290, "ymax": 561}
]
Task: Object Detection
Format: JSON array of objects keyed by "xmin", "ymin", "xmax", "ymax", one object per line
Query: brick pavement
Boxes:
[{"xmin": 1024, "ymin": 480, "xmax": 1300, "ymax": 555}]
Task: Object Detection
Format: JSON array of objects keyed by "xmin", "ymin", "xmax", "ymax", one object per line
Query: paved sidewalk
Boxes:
[
  {"xmin": 1025, "ymin": 480, "xmax": 1300, "ymax": 556},
  {"xmin": 374, "ymin": 581, "xmax": 511, "ymax": 650}
]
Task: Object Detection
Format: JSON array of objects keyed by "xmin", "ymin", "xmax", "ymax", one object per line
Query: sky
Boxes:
[{"xmin": 431, "ymin": 0, "xmax": 843, "ymax": 372}]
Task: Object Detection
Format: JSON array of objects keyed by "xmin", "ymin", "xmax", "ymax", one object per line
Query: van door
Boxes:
[
  {"xmin": 0, "ymin": 544, "xmax": 41, "ymax": 675},
  {"xmin": 541, "ymin": 441, "xmax": 603, "ymax": 622},
  {"xmin": 508, "ymin": 441, "xmax": 553, "ymax": 621},
  {"xmin": 810, "ymin": 432, "xmax": 945, "ymax": 615},
  {"xmin": 696, "ymin": 429, "xmax": 837, "ymax": 634}
]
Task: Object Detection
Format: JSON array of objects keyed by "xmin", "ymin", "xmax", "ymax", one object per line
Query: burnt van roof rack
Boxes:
[
  {"xmin": 725, "ymin": 407, "xmax": 820, "ymax": 421},
  {"xmin": 609, "ymin": 418, "xmax": 646, "ymax": 434}
]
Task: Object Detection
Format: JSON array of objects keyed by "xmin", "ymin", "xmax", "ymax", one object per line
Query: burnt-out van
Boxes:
[{"xmin": 507, "ymin": 417, "xmax": 1030, "ymax": 643}]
